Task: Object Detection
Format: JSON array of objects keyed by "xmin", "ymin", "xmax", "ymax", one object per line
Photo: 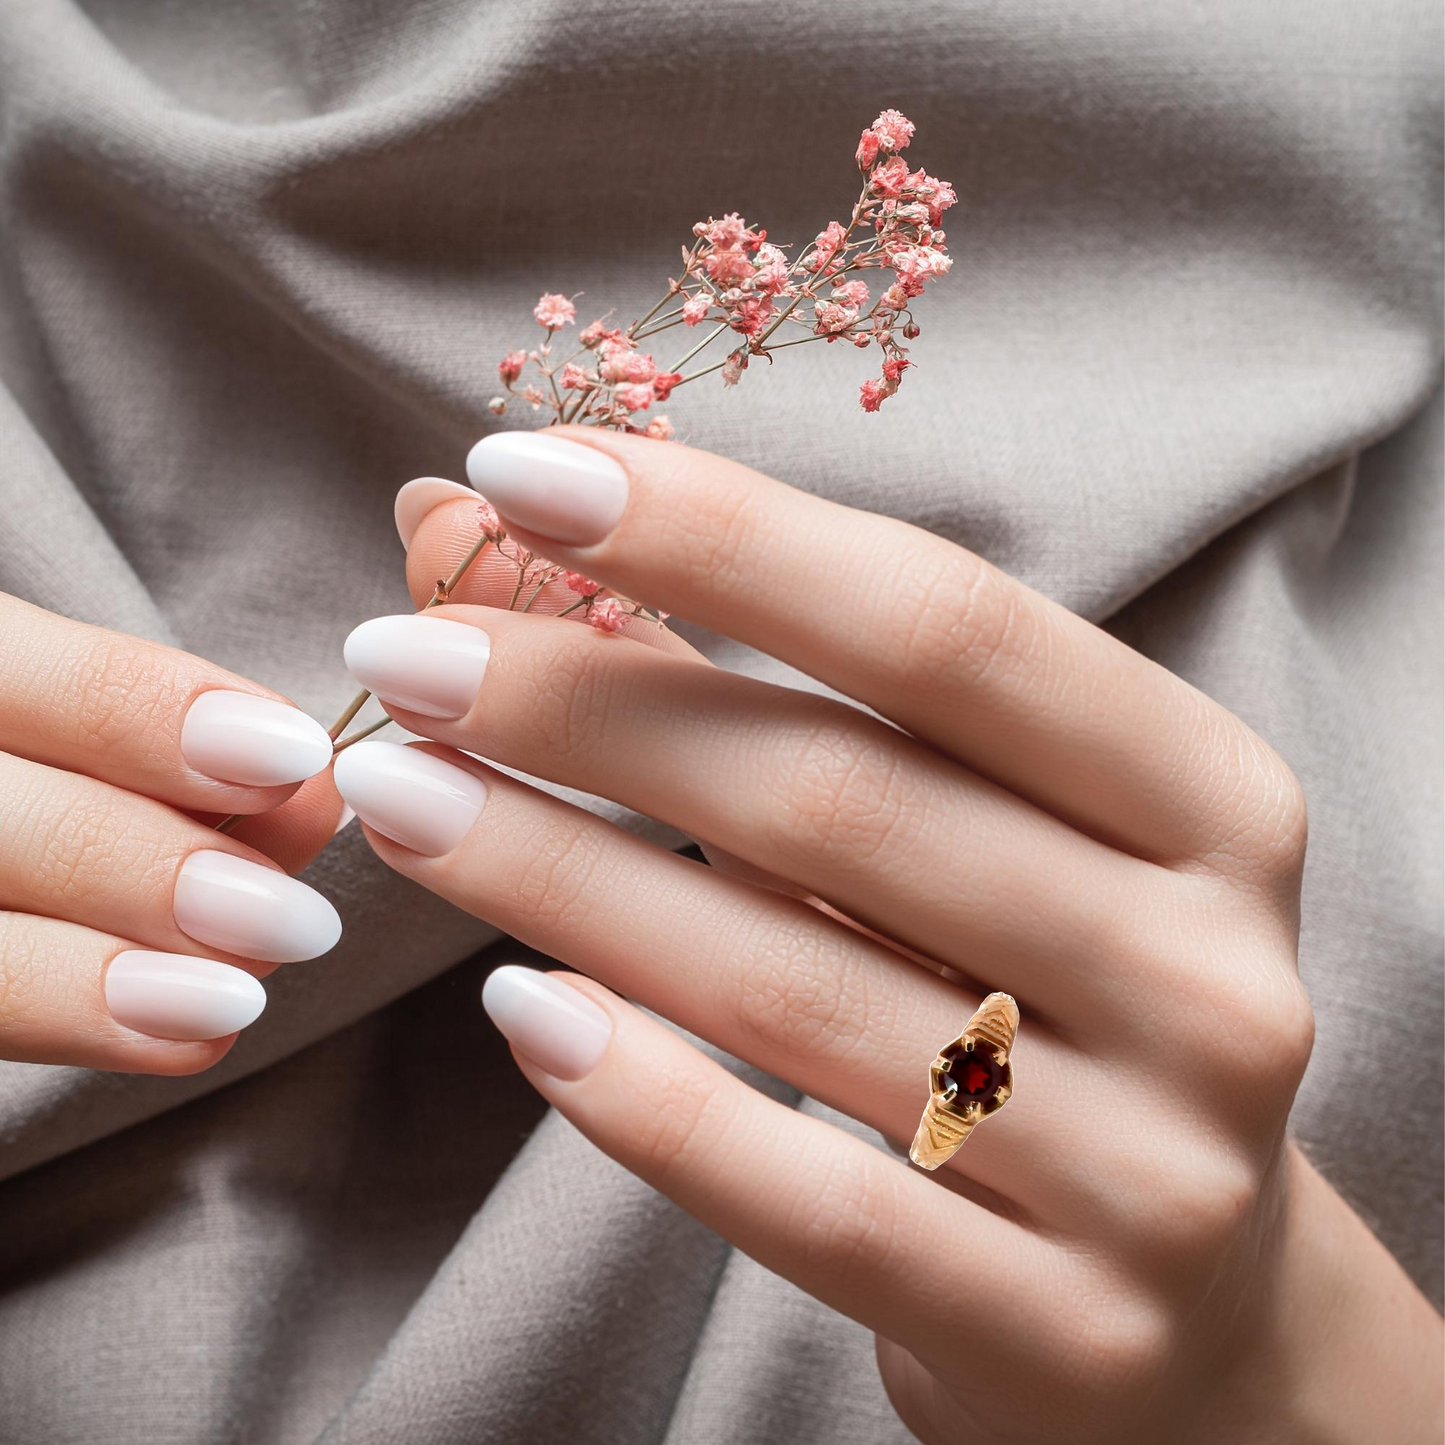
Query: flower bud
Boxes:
[
  {"xmin": 902, "ymin": 322, "xmax": 920, "ymax": 339},
  {"xmin": 487, "ymin": 396, "xmax": 507, "ymax": 415}
]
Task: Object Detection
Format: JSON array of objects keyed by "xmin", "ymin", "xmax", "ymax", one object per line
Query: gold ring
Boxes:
[{"xmin": 908, "ymin": 992, "xmax": 1019, "ymax": 1170}]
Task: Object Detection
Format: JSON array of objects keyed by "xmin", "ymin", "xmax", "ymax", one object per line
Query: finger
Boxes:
[
  {"xmin": 0, "ymin": 592, "xmax": 334, "ymax": 815},
  {"xmin": 480, "ymin": 964, "xmax": 1074, "ymax": 1374},
  {"xmin": 465, "ymin": 430, "xmax": 1300, "ymax": 869},
  {"xmin": 0, "ymin": 751, "xmax": 341, "ymax": 966},
  {"xmin": 0, "ymin": 911, "xmax": 264, "ymax": 1072},
  {"xmin": 341, "ymin": 605, "xmax": 1141, "ymax": 1022},
  {"xmin": 218, "ymin": 768, "xmax": 348, "ymax": 876},
  {"xmin": 332, "ymin": 740, "xmax": 1170, "ymax": 1244},
  {"xmin": 398, "ymin": 484, "xmax": 700, "ymax": 659}
]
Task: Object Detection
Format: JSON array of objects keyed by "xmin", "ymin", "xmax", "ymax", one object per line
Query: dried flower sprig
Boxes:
[
  {"xmin": 214, "ymin": 111, "xmax": 951, "ymax": 831},
  {"xmin": 489, "ymin": 107, "xmax": 954, "ymax": 427}
]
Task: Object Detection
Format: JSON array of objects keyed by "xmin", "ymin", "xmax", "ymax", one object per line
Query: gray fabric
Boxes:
[{"xmin": 0, "ymin": 0, "xmax": 1439, "ymax": 1440}]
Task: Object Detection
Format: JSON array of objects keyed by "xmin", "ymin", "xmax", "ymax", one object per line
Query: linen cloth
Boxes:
[{"xmin": 0, "ymin": 1, "xmax": 1439, "ymax": 1441}]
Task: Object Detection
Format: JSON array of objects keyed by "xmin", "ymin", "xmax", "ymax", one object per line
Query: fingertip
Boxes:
[{"xmin": 395, "ymin": 476, "xmax": 476, "ymax": 552}]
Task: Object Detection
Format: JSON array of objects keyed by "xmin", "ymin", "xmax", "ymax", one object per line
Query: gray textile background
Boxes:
[{"xmin": 0, "ymin": 1, "xmax": 1440, "ymax": 1441}]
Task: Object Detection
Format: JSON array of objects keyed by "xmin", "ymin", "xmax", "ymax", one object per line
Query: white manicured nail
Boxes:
[
  {"xmin": 173, "ymin": 850, "xmax": 341, "ymax": 964},
  {"xmin": 343, "ymin": 615, "xmax": 491, "ymax": 720},
  {"xmin": 106, "ymin": 951, "xmax": 266, "ymax": 1041},
  {"xmin": 181, "ymin": 691, "xmax": 332, "ymax": 787},
  {"xmin": 481, "ymin": 965, "xmax": 612, "ymax": 1080},
  {"xmin": 395, "ymin": 476, "xmax": 475, "ymax": 551},
  {"xmin": 465, "ymin": 432, "xmax": 628, "ymax": 546},
  {"xmin": 331, "ymin": 740, "xmax": 486, "ymax": 856}
]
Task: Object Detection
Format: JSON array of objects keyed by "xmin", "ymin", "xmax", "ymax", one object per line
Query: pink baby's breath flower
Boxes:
[
  {"xmin": 813, "ymin": 300, "xmax": 859, "ymax": 335},
  {"xmin": 588, "ymin": 597, "xmax": 626, "ymax": 632},
  {"xmin": 498, "ymin": 350, "xmax": 526, "ymax": 384},
  {"xmin": 871, "ymin": 156, "xmax": 911, "ymax": 199},
  {"xmin": 603, "ymin": 350, "xmax": 656, "ymax": 384},
  {"xmin": 833, "ymin": 279, "xmax": 870, "ymax": 308},
  {"xmin": 705, "ymin": 213, "xmax": 749, "ymax": 248},
  {"xmin": 869, "ymin": 109, "xmax": 915, "ymax": 152},
  {"xmin": 859, "ymin": 378, "xmax": 887, "ymax": 412},
  {"xmin": 579, "ymin": 320, "xmax": 623, "ymax": 348},
  {"xmin": 563, "ymin": 570, "xmax": 599, "ymax": 595},
  {"xmin": 890, "ymin": 245, "xmax": 953, "ymax": 286},
  {"xmin": 476, "ymin": 499, "xmax": 503, "ymax": 534},
  {"xmin": 752, "ymin": 243, "xmax": 793, "ymax": 297},
  {"xmin": 681, "ymin": 295, "xmax": 711, "ymax": 325},
  {"xmin": 909, "ymin": 171, "xmax": 958, "ymax": 225},
  {"xmin": 721, "ymin": 350, "xmax": 748, "ymax": 387},
  {"xmin": 880, "ymin": 282, "xmax": 910, "ymax": 310},
  {"xmin": 705, "ymin": 247, "xmax": 753, "ymax": 285},
  {"xmin": 614, "ymin": 382, "xmax": 654, "ymax": 412},
  {"xmin": 559, "ymin": 362, "xmax": 595, "ymax": 390},
  {"xmin": 882, "ymin": 355, "xmax": 912, "ymax": 384},
  {"xmin": 856, "ymin": 129, "xmax": 881, "ymax": 168},
  {"xmin": 645, "ymin": 415, "xmax": 675, "ymax": 440},
  {"xmin": 651, "ymin": 371, "xmax": 683, "ymax": 401},
  {"xmin": 814, "ymin": 220, "xmax": 847, "ymax": 263},
  {"xmin": 521, "ymin": 385, "xmax": 547, "ymax": 406},
  {"xmin": 728, "ymin": 296, "xmax": 775, "ymax": 337},
  {"xmin": 533, "ymin": 293, "xmax": 576, "ymax": 330}
]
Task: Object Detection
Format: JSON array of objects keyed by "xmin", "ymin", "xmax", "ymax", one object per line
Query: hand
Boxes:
[
  {"xmin": 0, "ymin": 593, "xmax": 343, "ymax": 1072},
  {"xmin": 334, "ymin": 432, "xmax": 1443, "ymax": 1443}
]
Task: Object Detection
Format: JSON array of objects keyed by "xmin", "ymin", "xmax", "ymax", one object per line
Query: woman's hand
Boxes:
[
  {"xmin": 0, "ymin": 593, "xmax": 343, "ymax": 1072},
  {"xmin": 335, "ymin": 431, "xmax": 1442, "ymax": 1443}
]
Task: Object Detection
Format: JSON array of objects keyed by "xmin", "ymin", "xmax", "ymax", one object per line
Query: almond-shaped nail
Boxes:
[
  {"xmin": 331, "ymin": 740, "xmax": 486, "ymax": 856},
  {"xmin": 343, "ymin": 615, "xmax": 491, "ymax": 720},
  {"xmin": 180, "ymin": 691, "xmax": 333, "ymax": 787},
  {"xmin": 173, "ymin": 850, "xmax": 342, "ymax": 964},
  {"xmin": 481, "ymin": 965, "xmax": 612, "ymax": 1080},
  {"xmin": 395, "ymin": 476, "xmax": 475, "ymax": 551},
  {"xmin": 105, "ymin": 951, "xmax": 267, "ymax": 1041},
  {"xmin": 465, "ymin": 432, "xmax": 628, "ymax": 546}
]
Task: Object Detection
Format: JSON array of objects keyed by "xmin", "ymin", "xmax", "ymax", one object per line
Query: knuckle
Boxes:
[
  {"xmin": 1135, "ymin": 1151, "xmax": 1267, "ymax": 1272},
  {"xmin": 1074, "ymin": 1300, "xmax": 1176, "ymax": 1407},
  {"xmin": 1198, "ymin": 735, "xmax": 1311, "ymax": 882},
  {"xmin": 764, "ymin": 709, "xmax": 909, "ymax": 872},
  {"xmin": 895, "ymin": 548, "xmax": 1031, "ymax": 691},
  {"xmin": 662, "ymin": 480, "xmax": 761, "ymax": 600},
  {"xmin": 506, "ymin": 810, "xmax": 611, "ymax": 934},
  {"xmin": 0, "ymin": 917, "xmax": 68, "ymax": 1027},
  {"xmin": 786, "ymin": 1155, "xmax": 901, "ymax": 1284},
  {"xmin": 508, "ymin": 633, "xmax": 613, "ymax": 772},
  {"xmin": 732, "ymin": 914, "xmax": 890, "ymax": 1064},
  {"xmin": 65, "ymin": 633, "xmax": 177, "ymax": 763},
  {"xmin": 629, "ymin": 1054, "xmax": 734, "ymax": 1186}
]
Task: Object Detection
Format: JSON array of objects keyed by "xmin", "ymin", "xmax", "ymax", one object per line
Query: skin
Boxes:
[
  {"xmin": 0, "ymin": 592, "xmax": 341, "ymax": 1072},
  {"xmin": 362, "ymin": 428, "xmax": 1441, "ymax": 1443},
  {"xmin": 0, "ymin": 433, "xmax": 1437, "ymax": 1436}
]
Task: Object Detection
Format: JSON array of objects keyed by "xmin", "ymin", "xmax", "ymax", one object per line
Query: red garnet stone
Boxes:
[{"xmin": 943, "ymin": 1044, "xmax": 1003, "ymax": 1106}]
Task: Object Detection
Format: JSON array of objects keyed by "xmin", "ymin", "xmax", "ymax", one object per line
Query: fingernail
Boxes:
[
  {"xmin": 465, "ymin": 432, "xmax": 628, "ymax": 547},
  {"xmin": 332, "ymin": 804, "xmax": 356, "ymax": 837},
  {"xmin": 331, "ymin": 740, "xmax": 486, "ymax": 856},
  {"xmin": 481, "ymin": 965, "xmax": 612, "ymax": 1081},
  {"xmin": 343, "ymin": 614, "xmax": 491, "ymax": 720},
  {"xmin": 395, "ymin": 476, "xmax": 475, "ymax": 552},
  {"xmin": 105, "ymin": 950, "xmax": 267, "ymax": 1041},
  {"xmin": 181, "ymin": 691, "xmax": 333, "ymax": 788},
  {"xmin": 173, "ymin": 850, "xmax": 342, "ymax": 964}
]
